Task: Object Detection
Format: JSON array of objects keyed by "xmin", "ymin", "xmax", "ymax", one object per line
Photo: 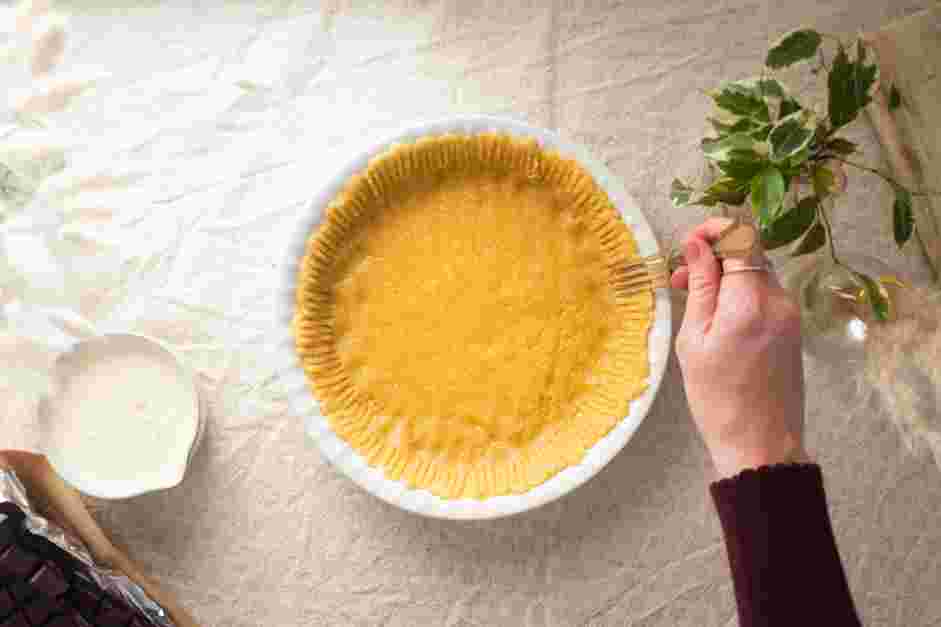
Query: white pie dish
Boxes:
[{"xmin": 275, "ymin": 115, "xmax": 671, "ymax": 519}]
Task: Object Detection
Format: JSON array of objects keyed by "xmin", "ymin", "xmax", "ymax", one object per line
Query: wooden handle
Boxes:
[{"xmin": 669, "ymin": 222, "xmax": 759, "ymax": 269}]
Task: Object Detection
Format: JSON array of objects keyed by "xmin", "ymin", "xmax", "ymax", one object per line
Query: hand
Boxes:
[{"xmin": 671, "ymin": 218, "xmax": 808, "ymax": 479}]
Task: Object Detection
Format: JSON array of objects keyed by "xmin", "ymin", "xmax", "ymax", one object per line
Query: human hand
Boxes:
[{"xmin": 671, "ymin": 218, "xmax": 808, "ymax": 479}]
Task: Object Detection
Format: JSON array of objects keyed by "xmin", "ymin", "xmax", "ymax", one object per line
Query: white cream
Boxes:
[{"xmin": 41, "ymin": 334, "xmax": 200, "ymax": 498}]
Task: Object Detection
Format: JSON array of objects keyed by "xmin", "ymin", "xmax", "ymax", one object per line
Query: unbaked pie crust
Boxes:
[{"xmin": 294, "ymin": 133, "xmax": 652, "ymax": 499}]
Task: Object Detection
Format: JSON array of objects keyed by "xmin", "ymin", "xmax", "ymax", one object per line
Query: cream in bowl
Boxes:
[{"xmin": 39, "ymin": 333, "xmax": 203, "ymax": 499}]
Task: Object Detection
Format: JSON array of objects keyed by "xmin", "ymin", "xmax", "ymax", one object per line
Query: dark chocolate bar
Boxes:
[{"xmin": 0, "ymin": 502, "xmax": 154, "ymax": 627}]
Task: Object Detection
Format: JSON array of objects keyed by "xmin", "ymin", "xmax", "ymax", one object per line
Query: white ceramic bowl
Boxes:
[
  {"xmin": 41, "ymin": 333, "xmax": 205, "ymax": 500},
  {"xmin": 276, "ymin": 115, "xmax": 671, "ymax": 519}
]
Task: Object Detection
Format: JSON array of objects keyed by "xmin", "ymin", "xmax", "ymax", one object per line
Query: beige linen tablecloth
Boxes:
[{"xmin": 2, "ymin": 1, "xmax": 940, "ymax": 625}]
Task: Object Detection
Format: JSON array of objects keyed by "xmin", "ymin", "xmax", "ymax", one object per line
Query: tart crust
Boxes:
[{"xmin": 295, "ymin": 133, "xmax": 652, "ymax": 499}]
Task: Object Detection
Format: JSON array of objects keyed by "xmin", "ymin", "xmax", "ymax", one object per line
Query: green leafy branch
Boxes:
[{"xmin": 670, "ymin": 28, "xmax": 939, "ymax": 321}]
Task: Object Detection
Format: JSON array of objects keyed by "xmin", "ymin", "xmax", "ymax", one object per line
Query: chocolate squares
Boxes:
[{"xmin": 0, "ymin": 503, "xmax": 154, "ymax": 627}]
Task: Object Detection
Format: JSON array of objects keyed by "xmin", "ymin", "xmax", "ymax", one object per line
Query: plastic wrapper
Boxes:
[{"xmin": 0, "ymin": 467, "xmax": 175, "ymax": 627}]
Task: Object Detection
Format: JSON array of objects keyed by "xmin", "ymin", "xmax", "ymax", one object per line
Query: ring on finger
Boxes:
[
  {"xmin": 723, "ymin": 265, "xmax": 769, "ymax": 275},
  {"xmin": 722, "ymin": 256, "xmax": 771, "ymax": 275}
]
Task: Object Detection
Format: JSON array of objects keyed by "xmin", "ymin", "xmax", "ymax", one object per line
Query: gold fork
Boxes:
[{"xmin": 613, "ymin": 220, "xmax": 759, "ymax": 297}]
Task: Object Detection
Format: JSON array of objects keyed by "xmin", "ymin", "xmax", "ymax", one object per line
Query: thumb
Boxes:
[{"xmin": 683, "ymin": 236, "xmax": 721, "ymax": 328}]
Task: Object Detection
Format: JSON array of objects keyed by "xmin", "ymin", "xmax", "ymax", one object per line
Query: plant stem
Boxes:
[
  {"xmin": 817, "ymin": 197, "xmax": 842, "ymax": 266},
  {"xmin": 828, "ymin": 155, "xmax": 941, "ymax": 196},
  {"xmin": 0, "ymin": 166, "xmax": 14, "ymax": 198},
  {"xmin": 817, "ymin": 48, "xmax": 830, "ymax": 73}
]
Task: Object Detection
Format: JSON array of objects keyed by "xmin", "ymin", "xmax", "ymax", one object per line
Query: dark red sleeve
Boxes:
[{"xmin": 710, "ymin": 464, "xmax": 862, "ymax": 627}]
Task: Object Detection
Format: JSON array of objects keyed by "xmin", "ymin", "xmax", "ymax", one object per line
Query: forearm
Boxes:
[{"xmin": 711, "ymin": 463, "xmax": 861, "ymax": 627}]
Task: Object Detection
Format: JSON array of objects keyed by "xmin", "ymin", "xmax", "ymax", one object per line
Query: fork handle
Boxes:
[
  {"xmin": 668, "ymin": 246, "xmax": 753, "ymax": 269},
  {"xmin": 668, "ymin": 222, "xmax": 758, "ymax": 270}
]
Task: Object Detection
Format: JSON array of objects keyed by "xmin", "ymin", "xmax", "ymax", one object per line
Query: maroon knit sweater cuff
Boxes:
[{"xmin": 710, "ymin": 463, "xmax": 862, "ymax": 627}]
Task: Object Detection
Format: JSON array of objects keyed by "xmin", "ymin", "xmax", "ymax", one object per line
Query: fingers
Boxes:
[
  {"xmin": 670, "ymin": 265, "xmax": 690, "ymax": 290},
  {"xmin": 687, "ymin": 217, "xmax": 736, "ymax": 244},
  {"xmin": 720, "ymin": 254, "xmax": 780, "ymax": 289},
  {"xmin": 682, "ymin": 216, "xmax": 776, "ymax": 280},
  {"xmin": 682, "ymin": 235, "xmax": 721, "ymax": 329},
  {"xmin": 689, "ymin": 217, "xmax": 782, "ymax": 289},
  {"xmin": 670, "ymin": 217, "xmax": 733, "ymax": 291},
  {"xmin": 715, "ymin": 247, "xmax": 783, "ymax": 336}
]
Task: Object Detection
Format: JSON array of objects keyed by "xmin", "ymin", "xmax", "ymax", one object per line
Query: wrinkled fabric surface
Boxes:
[{"xmin": 2, "ymin": 1, "xmax": 940, "ymax": 626}]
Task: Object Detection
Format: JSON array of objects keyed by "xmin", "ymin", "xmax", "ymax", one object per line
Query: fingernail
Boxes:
[{"xmin": 686, "ymin": 240, "xmax": 701, "ymax": 263}]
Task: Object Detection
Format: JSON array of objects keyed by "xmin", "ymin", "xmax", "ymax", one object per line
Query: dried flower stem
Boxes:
[{"xmin": 30, "ymin": 14, "xmax": 66, "ymax": 77}]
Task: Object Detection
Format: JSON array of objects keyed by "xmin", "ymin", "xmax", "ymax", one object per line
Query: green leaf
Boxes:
[
  {"xmin": 779, "ymin": 167, "xmax": 804, "ymax": 185},
  {"xmin": 708, "ymin": 118, "xmax": 736, "ymax": 136},
  {"xmin": 779, "ymin": 97, "xmax": 803, "ymax": 119},
  {"xmin": 0, "ymin": 163, "xmax": 37, "ymax": 212},
  {"xmin": 750, "ymin": 124, "xmax": 774, "ymax": 141},
  {"xmin": 788, "ymin": 146, "xmax": 812, "ymax": 168},
  {"xmin": 813, "ymin": 122, "xmax": 829, "ymax": 144},
  {"xmin": 827, "ymin": 47, "xmax": 855, "ymax": 128},
  {"xmin": 757, "ymin": 78, "xmax": 805, "ymax": 121},
  {"xmin": 761, "ymin": 196, "xmax": 818, "ymax": 250},
  {"xmin": 756, "ymin": 78, "xmax": 787, "ymax": 99},
  {"xmin": 791, "ymin": 221, "xmax": 827, "ymax": 255},
  {"xmin": 855, "ymin": 272, "xmax": 890, "ymax": 321},
  {"xmin": 716, "ymin": 149, "xmax": 768, "ymax": 183},
  {"xmin": 701, "ymin": 133, "xmax": 759, "ymax": 162},
  {"xmin": 812, "ymin": 164, "xmax": 836, "ymax": 198},
  {"xmin": 828, "ymin": 42, "xmax": 879, "ymax": 130},
  {"xmin": 711, "ymin": 82, "xmax": 771, "ymax": 122},
  {"xmin": 856, "ymin": 38, "xmax": 868, "ymax": 63},
  {"xmin": 671, "ymin": 179, "xmax": 694, "ymax": 208},
  {"xmin": 825, "ymin": 137, "xmax": 857, "ymax": 155},
  {"xmin": 769, "ymin": 111, "xmax": 816, "ymax": 162},
  {"xmin": 889, "ymin": 84, "xmax": 902, "ymax": 111},
  {"xmin": 709, "ymin": 116, "xmax": 763, "ymax": 138},
  {"xmin": 893, "ymin": 186, "xmax": 914, "ymax": 246},
  {"xmin": 750, "ymin": 167, "xmax": 787, "ymax": 225},
  {"xmin": 766, "ymin": 29, "xmax": 823, "ymax": 69},
  {"xmin": 700, "ymin": 177, "xmax": 749, "ymax": 206}
]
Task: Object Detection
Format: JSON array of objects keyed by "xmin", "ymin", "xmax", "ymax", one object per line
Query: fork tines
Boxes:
[{"xmin": 612, "ymin": 254, "xmax": 669, "ymax": 297}]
